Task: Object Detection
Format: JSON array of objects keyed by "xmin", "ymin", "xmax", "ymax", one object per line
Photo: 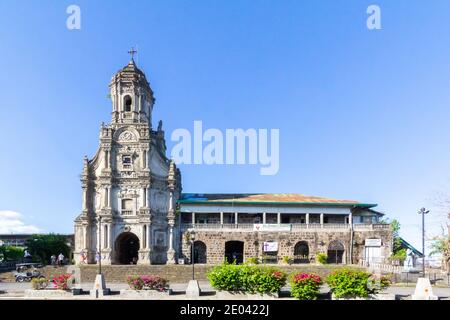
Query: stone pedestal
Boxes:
[
  {"xmin": 167, "ymin": 248, "xmax": 176, "ymax": 264},
  {"xmin": 137, "ymin": 249, "xmax": 151, "ymax": 265},
  {"xmin": 186, "ymin": 280, "xmax": 201, "ymax": 298},
  {"xmin": 411, "ymin": 277, "xmax": 438, "ymax": 300},
  {"xmin": 90, "ymin": 274, "xmax": 111, "ymax": 298}
]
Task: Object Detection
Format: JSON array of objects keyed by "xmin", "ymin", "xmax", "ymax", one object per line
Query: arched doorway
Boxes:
[
  {"xmin": 293, "ymin": 241, "xmax": 309, "ymax": 264},
  {"xmin": 327, "ymin": 240, "xmax": 345, "ymax": 264},
  {"xmin": 115, "ymin": 232, "xmax": 140, "ymax": 264},
  {"xmin": 193, "ymin": 241, "xmax": 207, "ymax": 264},
  {"xmin": 225, "ymin": 241, "xmax": 244, "ymax": 264}
]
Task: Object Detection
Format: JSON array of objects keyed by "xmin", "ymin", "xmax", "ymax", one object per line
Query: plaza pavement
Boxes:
[{"xmin": 1, "ymin": 281, "xmax": 450, "ymax": 300}]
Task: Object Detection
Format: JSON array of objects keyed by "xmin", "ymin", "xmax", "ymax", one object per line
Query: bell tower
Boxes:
[
  {"xmin": 109, "ymin": 48, "xmax": 155, "ymax": 125},
  {"xmin": 74, "ymin": 50, "xmax": 182, "ymax": 266}
]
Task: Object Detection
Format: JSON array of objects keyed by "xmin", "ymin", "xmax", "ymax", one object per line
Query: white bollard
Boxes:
[{"xmin": 411, "ymin": 278, "xmax": 438, "ymax": 300}]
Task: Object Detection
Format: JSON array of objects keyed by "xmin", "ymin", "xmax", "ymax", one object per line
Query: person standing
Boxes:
[
  {"xmin": 50, "ymin": 254, "xmax": 56, "ymax": 267},
  {"xmin": 57, "ymin": 253, "xmax": 64, "ymax": 266}
]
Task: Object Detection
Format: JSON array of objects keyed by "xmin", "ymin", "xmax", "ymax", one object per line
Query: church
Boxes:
[{"xmin": 74, "ymin": 54, "xmax": 392, "ymax": 266}]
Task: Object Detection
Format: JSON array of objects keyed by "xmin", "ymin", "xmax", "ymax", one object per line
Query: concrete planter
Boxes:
[
  {"xmin": 25, "ymin": 289, "xmax": 75, "ymax": 298},
  {"xmin": 331, "ymin": 293, "xmax": 395, "ymax": 300},
  {"xmin": 216, "ymin": 291, "xmax": 279, "ymax": 300},
  {"xmin": 120, "ymin": 289, "xmax": 172, "ymax": 299}
]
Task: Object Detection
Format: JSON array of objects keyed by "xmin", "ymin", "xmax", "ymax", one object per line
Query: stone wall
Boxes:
[{"xmin": 180, "ymin": 229, "xmax": 392, "ymax": 265}]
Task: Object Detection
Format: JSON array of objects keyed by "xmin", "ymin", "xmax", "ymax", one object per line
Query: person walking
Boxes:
[
  {"xmin": 50, "ymin": 254, "xmax": 56, "ymax": 267},
  {"xmin": 57, "ymin": 253, "xmax": 64, "ymax": 267}
]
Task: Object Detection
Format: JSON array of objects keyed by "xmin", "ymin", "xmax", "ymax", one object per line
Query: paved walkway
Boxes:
[{"xmin": 1, "ymin": 281, "xmax": 450, "ymax": 300}]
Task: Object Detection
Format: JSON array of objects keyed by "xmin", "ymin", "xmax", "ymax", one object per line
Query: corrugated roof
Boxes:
[{"xmin": 178, "ymin": 193, "xmax": 376, "ymax": 208}]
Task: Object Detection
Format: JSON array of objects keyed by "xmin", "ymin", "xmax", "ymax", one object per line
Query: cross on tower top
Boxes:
[{"xmin": 128, "ymin": 47, "xmax": 137, "ymax": 61}]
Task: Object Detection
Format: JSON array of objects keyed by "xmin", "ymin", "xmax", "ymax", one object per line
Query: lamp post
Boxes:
[
  {"xmin": 190, "ymin": 229, "xmax": 196, "ymax": 280},
  {"xmin": 418, "ymin": 207, "xmax": 430, "ymax": 277}
]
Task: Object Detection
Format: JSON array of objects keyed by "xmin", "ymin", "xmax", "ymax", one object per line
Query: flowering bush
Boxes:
[
  {"xmin": 290, "ymin": 273, "xmax": 323, "ymax": 300},
  {"xmin": 52, "ymin": 274, "xmax": 72, "ymax": 290},
  {"xmin": 207, "ymin": 263, "xmax": 286, "ymax": 294},
  {"xmin": 126, "ymin": 275, "xmax": 169, "ymax": 291},
  {"xmin": 326, "ymin": 269, "xmax": 390, "ymax": 298}
]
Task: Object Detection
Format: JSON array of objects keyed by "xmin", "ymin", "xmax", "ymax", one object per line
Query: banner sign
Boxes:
[
  {"xmin": 263, "ymin": 241, "xmax": 278, "ymax": 252},
  {"xmin": 253, "ymin": 224, "xmax": 292, "ymax": 232},
  {"xmin": 365, "ymin": 238, "xmax": 382, "ymax": 247}
]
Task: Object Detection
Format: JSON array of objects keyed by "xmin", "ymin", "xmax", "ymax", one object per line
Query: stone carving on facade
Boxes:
[{"xmin": 118, "ymin": 131, "xmax": 136, "ymax": 142}]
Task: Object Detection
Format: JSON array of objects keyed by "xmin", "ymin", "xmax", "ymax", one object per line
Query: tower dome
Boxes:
[{"xmin": 108, "ymin": 50, "xmax": 155, "ymax": 125}]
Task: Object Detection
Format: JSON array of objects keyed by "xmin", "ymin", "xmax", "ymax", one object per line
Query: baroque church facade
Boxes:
[
  {"xmin": 74, "ymin": 57, "xmax": 181, "ymax": 265},
  {"xmin": 74, "ymin": 55, "xmax": 392, "ymax": 266}
]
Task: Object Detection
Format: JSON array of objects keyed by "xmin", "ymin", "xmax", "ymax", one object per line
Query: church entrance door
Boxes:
[{"xmin": 116, "ymin": 232, "xmax": 140, "ymax": 265}]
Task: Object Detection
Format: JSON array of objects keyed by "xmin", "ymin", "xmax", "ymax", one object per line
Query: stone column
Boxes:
[
  {"xmin": 142, "ymin": 188, "xmax": 147, "ymax": 207},
  {"xmin": 83, "ymin": 225, "xmax": 87, "ymax": 249},
  {"xmin": 306, "ymin": 213, "xmax": 310, "ymax": 225},
  {"xmin": 277, "ymin": 212, "xmax": 281, "ymax": 224},
  {"xmin": 320, "ymin": 213, "xmax": 324, "ymax": 226},
  {"xmin": 104, "ymin": 188, "xmax": 108, "ymax": 207},
  {"xmin": 146, "ymin": 224, "xmax": 150, "ymax": 249},
  {"xmin": 107, "ymin": 187, "xmax": 111, "ymax": 207},
  {"xmin": 82, "ymin": 187, "xmax": 87, "ymax": 211},
  {"xmin": 104, "ymin": 150, "xmax": 109, "ymax": 169},
  {"xmin": 220, "ymin": 212, "xmax": 224, "ymax": 225},
  {"xmin": 235, "ymin": 212, "xmax": 238, "ymax": 225},
  {"xmin": 168, "ymin": 227, "xmax": 174, "ymax": 251},
  {"xmin": 108, "ymin": 224, "xmax": 112, "ymax": 249},
  {"xmin": 192, "ymin": 212, "xmax": 195, "ymax": 226},
  {"xmin": 141, "ymin": 225, "xmax": 146, "ymax": 250},
  {"xmin": 96, "ymin": 222, "xmax": 101, "ymax": 252}
]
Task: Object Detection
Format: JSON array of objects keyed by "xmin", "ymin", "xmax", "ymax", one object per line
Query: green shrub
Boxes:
[
  {"xmin": 282, "ymin": 256, "xmax": 291, "ymax": 264},
  {"xmin": 326, "ymin": 269, "xmax": 390, "ymax": 298},
  {"xmin": 31, "ymin": 278, "xmax": 48, "ymax": 290},
  {"xmin": 316, "ymin": 253, "xmax": 327, "ymax": 264},
  {"xmin": 207, "ymin": 263, "xmax": 287, "ymax": 294},
  {"xmin": 290, "ymin": 273, "xmax": 323, "ymax": 300},
  {"xmin": 245, "ymin": 257, "xmax": 259, "ymax": 265}
]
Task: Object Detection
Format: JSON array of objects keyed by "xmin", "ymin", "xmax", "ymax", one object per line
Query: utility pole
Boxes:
[{"xmin": 418, "ymin": 207, "xmax": 430, "ymax": 277}]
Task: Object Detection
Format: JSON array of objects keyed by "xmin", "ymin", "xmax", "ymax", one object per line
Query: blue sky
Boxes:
[{"xmin": 0, "ymin": 0, "xmax": 449, "ymax": 252}]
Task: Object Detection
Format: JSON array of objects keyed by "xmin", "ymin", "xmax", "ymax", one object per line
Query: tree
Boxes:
[
  {"xmin": 429, "ymin": 227, "xmax": 450, "ymax": 271},
  {"xmin": 24, "ymin": 234, "xmax": 70, "ymax": 264},
  {"xmin": 390, "ymin": 219, "xmax": 402, "ymax": 254},
  {"xmin": 0, "ymin": 246, "xmax": 24, "ymax": 262}
]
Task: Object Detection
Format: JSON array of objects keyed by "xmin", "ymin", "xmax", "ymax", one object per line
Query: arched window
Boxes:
[
  {"xmin": 293, "ymin": 241, "xmax": 309, "ymax": 264},
  {"xmin": 124, "ymin": 95, "xmax": 132, "ymax": 112}
]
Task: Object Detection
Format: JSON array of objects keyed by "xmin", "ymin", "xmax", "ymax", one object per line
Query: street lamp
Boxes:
[
  {"xmin": 190, "ymin": 229, "xmax": 196, "ymax": 280},
  {"xmin": 418, "ymin": 207, "xmax": 430, "ymax": 277}
]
